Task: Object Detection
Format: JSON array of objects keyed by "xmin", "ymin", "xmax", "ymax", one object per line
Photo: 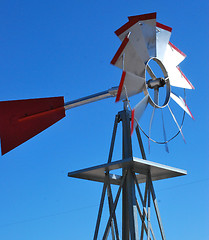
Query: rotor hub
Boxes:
[{"xmin": 144, "ymin": 57, "xmax": 171, "ymax": 109}]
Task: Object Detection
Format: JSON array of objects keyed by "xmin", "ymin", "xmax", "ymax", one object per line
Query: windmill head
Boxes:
[{"xmin": 0, "ymin": 12, "xmax": 194, "ymax": 155}]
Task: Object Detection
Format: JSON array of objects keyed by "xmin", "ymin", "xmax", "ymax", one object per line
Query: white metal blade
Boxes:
[
  {"xmin": 168, "ymin": 66, "xmax": 194, "ymax": 89},
  {"xmin": 115, "ymin": 13, "xmax": 157, "ymax": 59},
  {"xmin": 156, "ymin": 22, "xmax": 172, "ymax": 61},
  {"xmin": 168, "ymin": 105, "xmax": 186, "ymax": 143},
  {"xmin": 111, "ymin": 35, "xmax": 146, "ymax": 78},
  {"xmin": 163, "ymin": 42, "xmax": 186, "ymax": 68},
  {"xmin": 131, "ymin": 95, "xmax": 149, "ymax": 134},
  {"xmin": 128, "ymin": 14, "xmax": 156, "ymax": 58},
  {"xmin": 170, "ymin": 92, "xmax": 194, "ymax": 119},
  {"xmin": 116, "ymin": 71, "xmax": 146, "ymax": 102},
  {"xmin": 114, "ymin": 20, "xmax": 150, "ymax": 64}
]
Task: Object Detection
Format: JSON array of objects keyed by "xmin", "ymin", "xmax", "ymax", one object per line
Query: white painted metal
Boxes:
[
  {"xmin": 167, "ymin": 66, "xmax": 193, "ymax": 89},
  {"xmin": 156, "ymin": 25, "xmax": 172, "ymax": 61},
  {"xmin": 170, "ymin": 92, "xmax": 194, "ymax": 118},
  {"xmin": 163, "ymin": 42, "xmax": 186, "ymax": 68}
]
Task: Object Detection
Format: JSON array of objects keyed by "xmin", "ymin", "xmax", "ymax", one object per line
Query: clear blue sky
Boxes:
[{"xmin": 0, "ymin": 0, "xmax": 208, "ymax": 239}]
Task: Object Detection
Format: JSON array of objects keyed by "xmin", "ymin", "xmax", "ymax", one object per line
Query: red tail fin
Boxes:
[{"xmin": 0, "ymin": 97, "xmax": 65, "ymax": 155}]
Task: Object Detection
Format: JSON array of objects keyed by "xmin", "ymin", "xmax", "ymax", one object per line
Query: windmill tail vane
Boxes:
[
  {"xmin": 0, "ymin": 12, "xmax": 194, "ymax": 156},
  {"xmin": 0, "ymin": 87, "xmax": 118, "ymax": 155}
]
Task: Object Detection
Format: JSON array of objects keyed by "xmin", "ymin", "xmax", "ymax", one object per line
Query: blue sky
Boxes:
[{"xmin": 0, "ymin": 0, "xmax": 208, "ymax": 239}]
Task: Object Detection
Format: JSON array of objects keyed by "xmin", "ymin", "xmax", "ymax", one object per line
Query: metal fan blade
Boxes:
[
  {"xmin": 127, "ymin": 13, "xmax": 157, "ymax": 58},
  {"xmin": 168, "ymin": 66, "xmax": 194, "ymax": 89},
  {"xmin": 168, "ymin": 105, "xmax": 186, "ymax": 143},
  {"xmin": 114, "ymin": 19, "xmax": 150, "ymax": 64},
  {"xmin": 116, "ymin": 71, "xmax": 146, "ymax": 102},
  {"xmin": 163, "ymin": 42, "xmax": 186, "ymax": 68},
  {"xmin": 111, "ymin": 35, "xmax": 145, "ymax": 78},
  {"xmin": 170, "ymin": 92, "xmax": 194, "ymax": 119},
  {"xmin": 131, "ymin": 95, "xmax": 149, "ymax": 134},
  {"xmin": 0, "ymin": 97, "xmax": 65, "ymax": 155},
  {"xmin": 161, "ymin": 109, "xmax": 169, "ymax": 153},
  {"xmin": 156, "ymin": 22, "xmax": 172, "ymax": 61}
]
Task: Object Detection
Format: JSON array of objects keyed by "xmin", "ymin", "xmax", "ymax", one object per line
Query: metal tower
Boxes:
[{"xmin": 68, "ymin": 101, "xmax": 187, "ymax": 239}]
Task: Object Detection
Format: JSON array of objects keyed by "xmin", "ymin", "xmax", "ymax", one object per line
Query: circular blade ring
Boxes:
[
  {"xmin": 134, "ymin": 109, "xmax": 186, "ymax": 144},
  {"xmin": 144, "ymin": 57, "xmax": 171, "ymax": 108}
]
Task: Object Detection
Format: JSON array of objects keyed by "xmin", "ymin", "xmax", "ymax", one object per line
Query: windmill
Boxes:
[{"xmin": 0, "ymin": 12, "xmax": 194, "ymax": 239}]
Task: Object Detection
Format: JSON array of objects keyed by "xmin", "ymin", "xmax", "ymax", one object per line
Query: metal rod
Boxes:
[
  {"xmin": 106, "ymin": 173, "xmax": 120, "ymax": 240},
  {"xmin": 147, "ymin": 178, "xmax": 151, "ymax": 240},
  {"xmin": 127, "ymin": 170, "xmax": 139, "ymax": 240},
  {"xmin": 108, "ymin": 115, "xmax": 119, "ymax": 163},
  {"xmin": 64, "ymin": 86, "xmax": 118, "ymax": 110},
  {"xmin": 136, "ymin": 199, "xmax": 156, "ymax": 240},
  {"xmin": 93, "ymin": 181, "xmax": 107, "ymax": 240},
  {"xmin": 140, "ymin": 177, "xmax": 149, "ymax": 240},
  {"xmin": 102, "ymin": 171, "xmax": 127, "ymax": 240},
  {"xmin": 147, "ymin": 65, "xmax": 156, "ymax": 80},
  {"xmin": 149, "ymin": 175, "xmax": 166, "ymax": 240},
  {"xmin": 135, "ymin": 126, "xmax": 147, "ymax": 160}
]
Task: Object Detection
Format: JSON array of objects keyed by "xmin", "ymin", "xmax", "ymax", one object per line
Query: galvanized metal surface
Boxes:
[
  {"xmin": 68, "ymin": 157, "xmax": 187, "ymax": 185},
  {"xmin": 64, "ymin": 86, "xmax": 118, "ymax": 110}
]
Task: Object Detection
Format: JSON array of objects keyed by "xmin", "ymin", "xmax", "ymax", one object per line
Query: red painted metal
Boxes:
[
  {"xmin": 0, "ymin": 97, "xmax": 65, "ymax": 155},
  {"xmin": 156, "ymin": 22, "xmax": 172, "ymax": 32},
  {"xmin": 115, "ymin": 12, "xmax": 156, "ymax": 37},
  {"xmin": 116, "ymin": 71, "xmax": 126, "ymax": 102},
  {"xmin": 110, "ymin": 36, "xmax": 129, "ymax": 65},
  {"xmin": 169, "ymin": 42, "xmax": 187, "ymax": 57},
  {"xmin": 131, "ymin": 109, "xmax": 135, "ymax": 135},
  {"xmin": 176, "ymin": 66, "xmax": 195, "ymax": 89}
]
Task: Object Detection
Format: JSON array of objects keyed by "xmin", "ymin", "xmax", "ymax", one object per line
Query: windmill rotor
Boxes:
[{"xmin": 111, "ymin": 12, "xmax": 194, "ymax": 150}]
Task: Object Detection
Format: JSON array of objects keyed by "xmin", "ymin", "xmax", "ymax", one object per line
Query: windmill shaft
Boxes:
[{"xmin": 64, "ymin": 87, "xmax": 118, "ymax": 110}]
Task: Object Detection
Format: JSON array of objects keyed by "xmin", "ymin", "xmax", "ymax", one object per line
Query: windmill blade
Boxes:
[
  {"xmin": 116, "ymin": 71, "xmax": 145, "ymax": 102},
  {"xmin": 131, "ymin": 95, "xmax": 149, "ymax": 135},
  {"xmin": 168, "ymin": 66, "xmax": 194, "ymax": 89},
  {"xmin": 161, "ymin": 109, "xmax": 169, "ymax": 153},
  {"xmin": 156, "ymin": 22, "xmax": 172, "ymax": 61},
  {"xmin": 127, "ymin": 13, "xmax": 157, "ymax": 58},
  {"xmin": 115, "ymin": 20, "xmax": 150, "ymax": 64},
  {"xmin": 111, "ymin": 34, "xmax": 145, "ymax": 77},
  {"xmin": 170, "ymin": 92, "xmax": 194, "ymax": 119},
  {"xmin": 168, "ymin": 105, "xmax": 186, "ymax": 143},
  {"xmin": 163, "ymin": 42, "xmax": 186, "ymax": 68},
  {"xmin": 0, "ymin": 97, "xmax": 65, "ymax": 155}
]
